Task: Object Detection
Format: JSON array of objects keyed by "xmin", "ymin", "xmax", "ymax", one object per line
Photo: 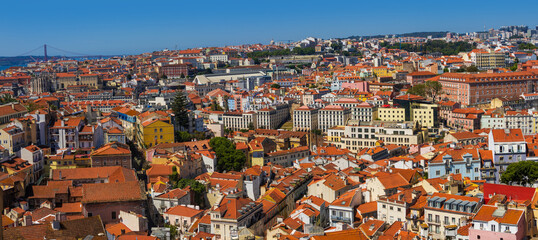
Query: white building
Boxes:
[
  {"xmin": 318, "ymin": 105, "xmax": 351, "ymax": 132},
  {"xmin": 293, "ymin": 105, "xmax": 319, "ymax": 132}
]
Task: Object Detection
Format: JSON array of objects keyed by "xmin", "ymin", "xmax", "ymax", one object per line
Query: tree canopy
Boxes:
[
  {"xmin": 501, "ymin": 161, "xmax": 538, "ymax": 186},
  {"xmin": 407, "ymin": 81, "xmax": 443, "ymax": 102},
  {"xmin": 518, "ymin": 43, "xmax": 537, "ymax": 50},
  {"xmin": 0, "ymin": 94, "xmax": 17, "ymax": 105},
  {"xmin": 270, "ymin": 83, "xmax": 281, "ymax": 89},
  {"xmin": 171, "ymin": 91, "xmax": 190, "ymax": 135},
  {"xmin": 380, "ymin": 40, "xmax": 475, "ymax": 55},
  {"xmin": 209, "ymin": 137, "xmax": 246, "ymax": 172},
  {"xmin": 246, "ymin": 47, "xmax": 316, "ymax": 58},
  {"xmin": 176, "ymin": 178, "xmax": 206, "ymax": 206}
]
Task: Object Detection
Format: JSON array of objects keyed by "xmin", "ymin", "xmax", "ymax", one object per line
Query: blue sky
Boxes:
[{"xmin": 1, "ymin": 0, "xmax": 537, "ymax": 56}]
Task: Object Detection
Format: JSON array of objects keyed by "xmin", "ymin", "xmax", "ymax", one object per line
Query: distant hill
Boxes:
[
  {"xmin": 348, "ymin": 31, "xmax": 449, "ymax": 39},
  {"xmin": 0, "ymin": 56, "xmax": 40, "ymax": 68}
]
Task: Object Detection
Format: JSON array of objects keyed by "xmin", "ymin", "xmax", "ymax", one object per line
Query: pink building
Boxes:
[
  {"xmin": 341, "ymin": 81, "xmax": 368, "ymax": 92},
  {"xmin": 406, "ymin": 71, "xmax": 436, "ymax": 86},
  {"xmin": 447, "ymin": 108, "xmax": 484, "ymax": 131},
  {"xmin": 469, "ymin": 205, "xmax": 526, "ymax": 240}
]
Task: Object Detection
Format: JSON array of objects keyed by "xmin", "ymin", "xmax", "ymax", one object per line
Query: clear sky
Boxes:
[{"xmin": 1, "ymin": 0, "xmax": 537, "ymax": 56}]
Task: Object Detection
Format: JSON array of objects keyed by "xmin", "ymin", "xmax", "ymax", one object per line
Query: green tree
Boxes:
[
  {"xmin": 518, "ymin": 43, "xmax": 537, "ymax": 50},
  {"xmin": 209, "ymin": 137, "xmax": 246, "ymax": 172},
  {"xmin": 210, "ymin": 100, "xmax": 224, "ymax": 111},
  {"xmin": 501, "ymin": 161, "xmax": 538, "ymax": 186},
  {"xmin": 424, "ymin": 80, "xmax": 443, "ymax": 103},
  {"xmin": 248, "ymin": 122, "xmax": 255, "ymax": 130},
  {"xmin": 311, "ymin": 129, "xmax": 322, "ymax": 135},
  {"xmin": 177, "ymin": 178, "xmax": 207, "ymax": 206},
  {"xmin": 165, "ymin": 224, "xmax": 178, "ymax": 239},
  {"xmin": 169, "ymin": 166, "xmax": 179, "ymax": 186},
  {"xmin": 510, "ymin": 63, "xmax": 518, "ymax": 71},
  {"xmin": 510, "ymin": 58, "xmax": 520, "ymax": 71},
  {"xmin": 270, "ymin": 83, "xmax": 281, "ymax": 89},
  {"xmin": 192, "ymin": 131, "xmax": 206, "ymax": 140},
  {"xmin": 407, "ymin": 84, "xmax": 426, "ymax": 97},
  {"xmin": 171, "ymin": 91, "xmax": 190, "ymax": 135},
  {"xmin": 0, "ymin": 94, "xmax": 17, "ymax": 104},
  {"xmin": 25, "ymin": 102, "xmax": 41, "ymax": 112},
  {"xmin": 175, "ymin": 131, "xmax": 192, "ymax": 142},
  {"xmin": 466, "ymin": 65, "xmax": 479, "ymax": 72},
  {"xmin": 407, "ymin": 81, "xmax": 443, "ymax": 102}
]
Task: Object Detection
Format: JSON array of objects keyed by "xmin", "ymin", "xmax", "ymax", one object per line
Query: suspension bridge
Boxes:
[{"xmin": 12, "ymin": 44, "xmax": 114, "ymax": 62}]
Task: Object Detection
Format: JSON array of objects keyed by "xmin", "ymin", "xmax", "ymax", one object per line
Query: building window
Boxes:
[{"xmin": 112, "ymin": 211, "xmax": 117, "ymax": 219}]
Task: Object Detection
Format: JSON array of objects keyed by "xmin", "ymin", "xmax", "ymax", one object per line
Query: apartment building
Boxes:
[
  {"xmin": 480, "ymin": 113, "xmax": 506, "ymax": 129},
  {"xmin": 378, "ymin": 107, "xmax": 405, "ymax": 122},
  {"xmin": 505, "ymin": 110, "xmax": 534, "ymax": 135},
  {"xmin": 423, "ymin": 193, "xmax": 481, "ymax": 240},
  {"xmin": 328, "ymin": 189, "xmax": 362, "ymax": 227},
  {"xmin": 293, "ymin": 105, "xmax": 319, "ymax": 132},
  {"xmin": 0, "ymin": 103, "xmax": 28, "ymax": 127},
  {"xmin": 50, "ymin": 117, "xmax": 85, "ymax": 150},
  {"xmin": 427, "ymin": 148, "xmax": 481, "ymax": 180},
  {"xmin": 257, "ymin": 104, "xmax": 289, "ymax": 130},
  {"xmin": 333, "ymin": 98, "xmax": 377, "ymax": 122},
  {"xmin": 411, "ymin": 103, "xmax": 438, "ymax": 128},
  {"xmin": 0, "ymin": 125, "xmax": 25, "ymax": 155},
  {"xmin": 328, "ymin": 122, "xmax": 423, "ymax": 152},
  {"xmin": 262, "ymin": 146, "xmax": 310, "ymax": 167},
  {"xmin": 469, "ymin": 205, "xmax": 526, "ymax": 240},
  {"xmin": 210, "ymin": 194, "xmax": 263, "ymax": 240},
  {"xmin": 318, "ymin": 105, "xmax": 351, "ymax": 132},
  {"xmin": 470, "ymin": 51, "xmax": 506, "ymax": 69},
  {"xmin": 438, "ymin": 72, "xmax": 538, "ymax": 106},
  {"xmin": 223, "ymin": 111, "xmax": 257, "ymax": 131},
  {"xmin": 488, "ymin": 129, "xmax": 526, "ymax": 183}
]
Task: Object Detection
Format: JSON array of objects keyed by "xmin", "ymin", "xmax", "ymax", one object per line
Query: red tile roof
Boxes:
[
  {"xmin": 81, "ymin": 181, "xmax": 146, "ymax": 203},
  {"xmin": 165, "ymin": 205, "xmax": 203, "ymax": 218}
]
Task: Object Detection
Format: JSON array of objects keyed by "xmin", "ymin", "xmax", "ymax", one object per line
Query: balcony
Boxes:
[{"xmin": 331, "ymin": 215, "xmax": 351, "ymax": 222}]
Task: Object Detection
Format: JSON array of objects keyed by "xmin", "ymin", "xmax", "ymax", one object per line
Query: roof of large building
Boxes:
[
  {"xmin": 51, "ymin": 166, "xmax": 137, "ymax": 182},
  {"xmin": 3, "ymin": 216, "xmax": 106, "ymax": 240},
  {"xmin": 473, "ymin": 205, "xmax": 524, "ymax": 225},
  {"xmin": 91, "ymin": 142, "xmax": 131, "ymax": 156},
  {"xmin": 490, "ymin": 129, "xmax": 525, "ymax": 142},
  {"xmin": 164, "ymin": 205, "xmax": 203, "ymax": 217},
  {"xmin": 81, "ymin": 181, "xmax": 146, "ymax": 203}
]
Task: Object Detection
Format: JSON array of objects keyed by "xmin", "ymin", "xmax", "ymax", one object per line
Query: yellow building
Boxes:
[
  {"xmin": 327, "ymin": 126, "xmax": 345, "ymax": 143},
  {"xmin": 371, "ymin": 66, "xmax": 393, "ymax": 78},
  {"xmin": 411, "ymin": 103, "xmax": 438, "ymax": 128},
  {"xmin": 377, "ymin": 107, "xmax": 406, "ymax": 122},
  {"xmin": 45, "ymin": 154, "xmax": 77, "ymax": 178},
  {"xmin": 138, "ymin": 119, "xmax": 174, "ymax": 148},
  {"xmin": 0, "ymin": 126, "xmax": 25, "ymax": 155}
]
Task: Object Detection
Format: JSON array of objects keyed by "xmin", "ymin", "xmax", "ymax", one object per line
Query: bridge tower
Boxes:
[{"xmin": 44, "ymin": 44, "xmax": 48, "ymax": 62}]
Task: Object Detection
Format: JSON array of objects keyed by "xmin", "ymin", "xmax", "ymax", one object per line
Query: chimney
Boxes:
[
  {"xmin": 58, "ymin": 170, "xmax": 62, "ymax": 180},
  {"xmin": 11, "ymin": 103, "xmax": 15, "ymax": 110}
]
